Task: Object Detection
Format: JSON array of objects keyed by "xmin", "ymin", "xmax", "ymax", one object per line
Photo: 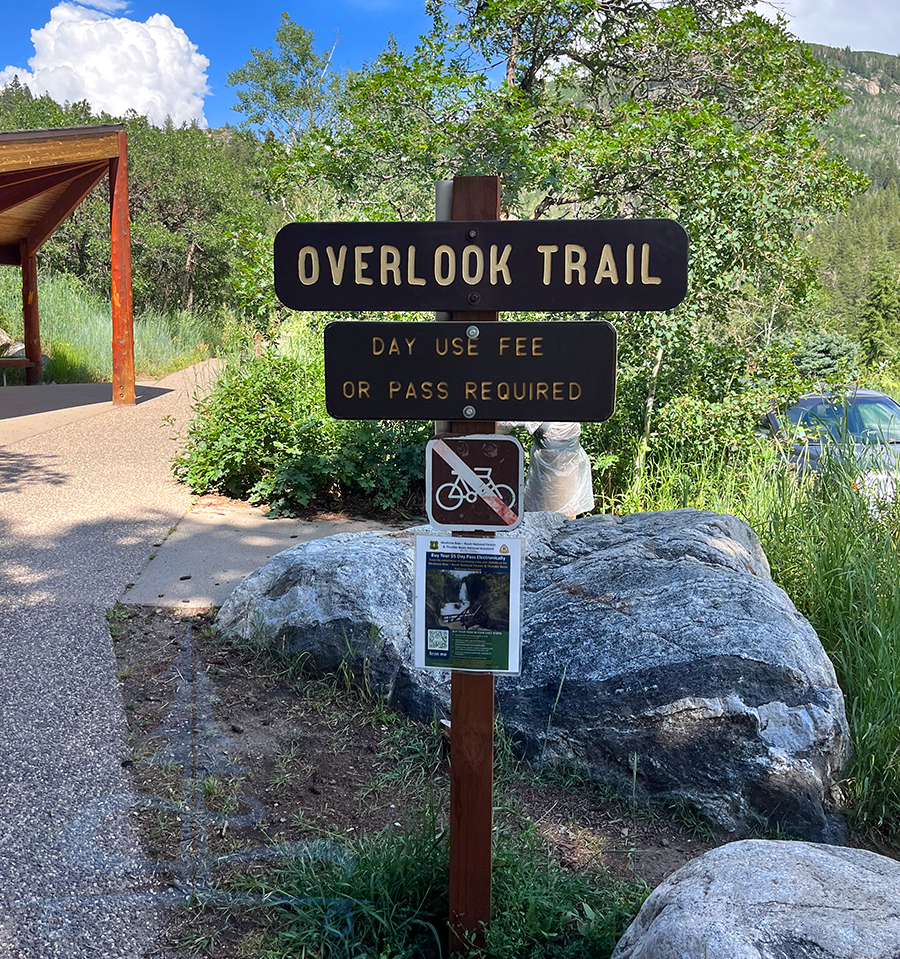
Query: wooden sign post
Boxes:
[
  {"xmin": 446, "ymin": 175, "xmax": 500, "ymax": 952},
  {"xmin": 273, "ymin": 174, "xmax": 687, "ymax": 955}
]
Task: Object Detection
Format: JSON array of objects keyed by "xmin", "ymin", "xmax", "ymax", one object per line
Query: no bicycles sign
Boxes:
[{"xmin": 426, "ymin": 435, "xmax": 524, "ymax": 532}]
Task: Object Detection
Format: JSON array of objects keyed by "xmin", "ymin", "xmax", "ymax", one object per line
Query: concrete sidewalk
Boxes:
[
  {"xmin": 0, "ymin": 364, "xmax": 388, "ymax": 958},
  {"xmin": 123, "ymin": 494, "xmax": 386, "ymax": 609}
]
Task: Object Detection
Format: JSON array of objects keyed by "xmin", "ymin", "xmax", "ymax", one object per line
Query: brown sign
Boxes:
[
  {"xmin": 426, "ymin": 435, "xmax": 524, "ymax": 531},
  {"xmin": 324, "ymin": 320, "xmax": 616, "ymax": 421},
  {"xmin": 275, "ymin": 219, "xmax": 688, "ymax": 313}
]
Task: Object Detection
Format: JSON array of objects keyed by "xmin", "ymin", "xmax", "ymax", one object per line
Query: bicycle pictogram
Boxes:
[{"xmin": 435, "ymin": 467, "xmax": 516, "ymax": 512}]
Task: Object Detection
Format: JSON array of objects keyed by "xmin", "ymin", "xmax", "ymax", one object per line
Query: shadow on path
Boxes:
[
  {"xmin": 0, "ymin": 383, "xmax": 173, "ymax": 422},
  {"xmin": 0, "ymin": 448, "xmax": 70, "ymax": 494}
]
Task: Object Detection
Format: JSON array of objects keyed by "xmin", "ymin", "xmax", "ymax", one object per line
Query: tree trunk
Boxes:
[
  {"xmin": 506, "ymin": 17, "xmax": 521, "ymax": 87},
  {"xmin": 184, "ymin": 239, "xmax": 198, "ymax": 312}
]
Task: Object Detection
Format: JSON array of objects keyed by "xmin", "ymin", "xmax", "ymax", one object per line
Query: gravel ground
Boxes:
[{"xmin": 0, "ymin": 365, "xmax": 217, "ymax": 959}]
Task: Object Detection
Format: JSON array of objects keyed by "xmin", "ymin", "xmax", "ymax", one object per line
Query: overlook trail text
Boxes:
[{"xmin": 275, "ymin": 220, "xmax": 688, "ymax": 312}]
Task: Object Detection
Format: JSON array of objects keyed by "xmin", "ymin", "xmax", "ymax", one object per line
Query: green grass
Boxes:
[
  {"xmin": 228, "ymin": 813, "xmax": 647, "ymax": 959},
  {"xmin": 0, "ymin": 269, "xmax": 222, "ymax": 382},
  {"xmin": 753, "ymin": 453, "xmax": 900, "ymax": 838}
]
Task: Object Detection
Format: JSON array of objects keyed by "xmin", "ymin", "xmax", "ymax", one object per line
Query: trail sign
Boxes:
[
  {"xmin": 275, "ymin": 219, "xmax": 688, "ymax": 313},
  {"xmin": 426, "ymin": 435, "xmax": 524, "ymax": 531},
  {"xmin": 324, "ymin": 320, "xmax": 616, "ymax": 422}
]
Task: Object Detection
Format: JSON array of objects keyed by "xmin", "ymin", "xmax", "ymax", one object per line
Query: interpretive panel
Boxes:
[{"xmin": 414, "ymin": 535, "xmax": 522, "ymax": 674}]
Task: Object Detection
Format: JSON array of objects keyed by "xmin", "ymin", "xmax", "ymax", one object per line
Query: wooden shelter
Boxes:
[{"xmin": 0, "ymin": 124, "xmax": 135, "ymax": 403}]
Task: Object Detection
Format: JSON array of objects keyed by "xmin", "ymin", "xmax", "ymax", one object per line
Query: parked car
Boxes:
[{"xmin": 762, "ymin": 388, "xmax": 900, "ymax": 501}]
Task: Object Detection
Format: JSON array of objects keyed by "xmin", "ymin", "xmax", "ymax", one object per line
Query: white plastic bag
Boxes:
[{"xmin": 497, "ymin": 421, "xmax": 595, "ymax": 517}]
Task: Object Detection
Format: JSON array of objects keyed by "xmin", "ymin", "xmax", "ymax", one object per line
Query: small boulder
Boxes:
[
  {"xmin": 216, "ymin": 509, "xmax": 851, "ymax": 840},
  {"xmin": 612, "ymin": 839, "xmax": 900, "ymax": 958}
]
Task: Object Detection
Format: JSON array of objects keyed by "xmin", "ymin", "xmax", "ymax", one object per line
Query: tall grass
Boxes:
[
  {"xmin": 755, "ymin": 453, "xmax": 900, "ymax": 838},
  {"xmin": 0, "ymin": 270, "xmax": 221, "ymax": 382},
  {"xmin": 628, "ymin": 442, "xmax": 900, "ymax": 840}
]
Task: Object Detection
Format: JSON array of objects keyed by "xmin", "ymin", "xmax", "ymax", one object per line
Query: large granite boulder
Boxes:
[
  {"xmin": 216, "ymin": 509, "xmax": 851, "ymax": 841},
  {"xmin": 612, "ymin": 839, "xmax": 900, "ymax": 958}
]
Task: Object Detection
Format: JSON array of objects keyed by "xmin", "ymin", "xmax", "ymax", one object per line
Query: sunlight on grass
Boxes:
[{"xmin": 0, "ymin": 270, "xmax": 221, "ymax": 382}]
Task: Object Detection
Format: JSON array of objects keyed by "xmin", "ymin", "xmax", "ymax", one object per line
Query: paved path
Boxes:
[
  {"xmin": 0, "ymin": 365, "xmax": 216, "ymax": 958},
  {"xmin": 0, "ymin": 364, "xmax": 394, "ymax": 958}
]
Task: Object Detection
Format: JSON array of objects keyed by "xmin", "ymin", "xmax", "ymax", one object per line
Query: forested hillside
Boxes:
[
  {"xmin": 812, "ymin": 44, "xmax": 900, "ymax": 187},
  {"xmin": 803, "ymin": 45, "xmax": 900, "ymax": 348}
]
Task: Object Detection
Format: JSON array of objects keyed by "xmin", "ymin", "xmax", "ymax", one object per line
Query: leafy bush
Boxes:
[
  {"xmin": 174, "ymin": 353, "xmax": 330, "ymax": 499},
  {"xmin": 263, "ymin": 419, "xmax": 431, "ymax": 515},
  {"xmin": 578, "ymin": 333, "xmax": 809, "ymax": 508},
  {"xmin": 174, "ymin": 352, "xmax": 429, "ymax": 511}
]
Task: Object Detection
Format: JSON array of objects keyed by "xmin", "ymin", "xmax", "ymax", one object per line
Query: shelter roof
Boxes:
[{"xmin": 0, "ymin": 124, "xmax": 124, "ymax": 267}]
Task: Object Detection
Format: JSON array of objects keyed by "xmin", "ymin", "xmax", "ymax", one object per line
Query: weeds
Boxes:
[
  {"xmin": 366, "ymin": 715, "xmax": 448, "ymax": 798},
  {"xmin": 230, "ymin": 812, "xmax": 648, "ymax": 959}
]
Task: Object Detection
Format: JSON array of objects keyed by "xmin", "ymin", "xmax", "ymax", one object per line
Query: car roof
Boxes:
[{"xmin": 795, "ymin": 388, "xmax": 894, "ymax": 402}]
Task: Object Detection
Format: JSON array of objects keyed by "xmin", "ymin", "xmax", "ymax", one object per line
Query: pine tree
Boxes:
[{"xmin": 861, "ymin": 263, "xmax": 900, "ymax": 368}]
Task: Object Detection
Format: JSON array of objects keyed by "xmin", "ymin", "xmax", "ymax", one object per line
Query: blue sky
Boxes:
[
  {"xmin": 1, "ymin": 1, "xmax": 899, "ymax": 129},
  {"xmin": 0, "ymin": 1, "xmax": 432, "ymax": 127}
]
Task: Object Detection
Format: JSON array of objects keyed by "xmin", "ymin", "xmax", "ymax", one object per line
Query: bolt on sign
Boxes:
[
  {"xmin": 426, "ymin": 435, "xmax": 524, "ymax": 532},
  {"xmin": 324, "ymin": 320, "xmax": 617, "ymax": 422},
  {"xmin": 414, "ymin": 535, "xmax": 522, "ymax": 674},
  {"xmin": 274, "ymin": 219, "xmax": 688, "ymax": 313}
]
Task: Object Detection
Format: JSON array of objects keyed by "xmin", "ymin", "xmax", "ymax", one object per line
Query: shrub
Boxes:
[
  {"xmin": 174, "ymin": 352, "xmax": 429, "ymax": 511},
  {"xmin": 173, "ymin": 353, "xmax": 330, "ymax": 500},
  {"xmin": 263, "ymin": 419, "xmax": 431, "ymax": 515}
]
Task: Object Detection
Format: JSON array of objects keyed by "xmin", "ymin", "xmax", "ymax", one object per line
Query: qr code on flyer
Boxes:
[{"xmin": 427, "ymin": 629, "xmax": 450, "ymax": 651}]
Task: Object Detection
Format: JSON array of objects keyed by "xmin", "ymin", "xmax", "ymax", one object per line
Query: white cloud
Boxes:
[{"xmin": 1, "ymin": 2, "xmax": 210, "ymax": 126}]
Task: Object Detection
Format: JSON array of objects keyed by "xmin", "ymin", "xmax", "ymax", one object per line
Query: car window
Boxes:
[
  {"xmin": 856, "ymin": 397, "xmax": 900, "ymax": 440},
  {"xmin": 784, "ymin": 393, "xmax": 900, "ymax": 443},
  {"xmin": 787, "ymin": 400, "xmax": 849, "ymax": 441}
]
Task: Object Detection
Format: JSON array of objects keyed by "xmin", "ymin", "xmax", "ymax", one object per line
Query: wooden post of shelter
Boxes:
[
  {"xmin": 447, "ymin": 174, "xmax": 501, "ymax": 952},
  {"xmin": 20, "ymin": 244, "xmax": 41, "ymax": 384},
  {"xmin": 110, "ymin": 130, "xmax": 135, "ymax": 404}
]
